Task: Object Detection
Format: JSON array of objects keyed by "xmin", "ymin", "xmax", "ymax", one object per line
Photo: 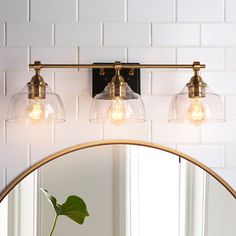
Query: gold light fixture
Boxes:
[
  {"xmin": 169, "ymin": 62, "xmax": 224, "ymax": 126},
  {"xmin": 89, "ymin": 63, "xmax": 145, "ymax": 125},
  {"xmin": 7, "ymin": 61, "xmax": 65, "ymax": 124},
  {"xmin": 6, "ymin": 61, "xmax": 224, "ymax": 126}
]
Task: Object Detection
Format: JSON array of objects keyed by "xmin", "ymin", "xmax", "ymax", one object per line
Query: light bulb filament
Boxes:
[
  {"xmin": 26, "ymin": 99, "xmax": 45, "ymax": 124},
  {"xmin": 107, "ymin": 98, "xmax": 126, "ymax": 126},
  {"xmin": 187, "ymin": 98, "xmax": 206, "ymax": 126}
]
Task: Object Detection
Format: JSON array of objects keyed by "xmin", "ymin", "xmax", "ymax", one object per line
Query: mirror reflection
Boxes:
[{"xmin": 0, "ymin": 144, "xmax": 235, "ymax": 236}]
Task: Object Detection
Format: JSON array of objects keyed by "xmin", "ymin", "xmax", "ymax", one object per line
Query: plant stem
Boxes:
[{"xmin": 49, "ymin": 214, "xmax": 58, "ymax": 236}]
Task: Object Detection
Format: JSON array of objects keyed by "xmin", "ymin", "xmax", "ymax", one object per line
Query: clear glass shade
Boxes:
[
  {"xmin": 7, "ymin": 85, "xmax": 65, "ymax": 124},
  {"xmin": 89, "ymin": 84, "xmax": 146, "ymax": 125},
  {"xmin": 169, "ymin": 85, "xmax": 224, "ymax": 126}
]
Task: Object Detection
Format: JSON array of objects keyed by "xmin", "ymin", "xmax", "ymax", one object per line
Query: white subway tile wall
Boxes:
[
  {"xmin": 104, "ymin": 23, "xmax": 150, "ymax": 46},
  {"xmin": 0, "ymin": 23, "xmax": 4, "ymax": 46},
  {"xmin": 0, "ymin": 73, "xmax": 5, "ymax": 96},
  {"xmin": 201, "ymin": 24, "xmax": 236, "ymax": 46},
  {"xmin": 55, "ymin": 23, "xmax": 102, "ymax": 46},
  {"xmin": 0, "ymin": 0, "xmax": 28, "ymax": 22},
  {"xmin": 177, "ymin": 0, "xmax": 224, "ymax": 22},
  {"xmin": 226, "ymin": 0, "xmax": 236, "ymax": 22},
  {"xmin": 79, "ymin": 0, "xmax": 125, "ymax": 22},
  {"xmin": 128, "ymin": 0, "xmax": 175, "ymax": 22},
  {"xmin": 177, "ymin": 48, "xmax": 225, "ymax": 70},
  {"xmin": 152, "ymin": 23, "xmax": 200, "ymax": 46},
  {"xmin": 31, "ymin": 0, "xmax": 77, "ymax": 22},
  {"xmin": 79, "ymin": 47, "xmax": 127, "ymax": 63},
  {"xmin": 226, "ymin": 48, "xmax": 236, "ymax": 71},
  {"xmin": 7, "ymin": 23, "xmax": 53, "ymax": 46},
  {"xmin": 128, "ymin": 47, "xmax": 175, "ymax": 63},
  {"xmin": 0, "ymin": 0, "xmax": 236, "ymax": 191},
  {"xmin": 0, "ymin": 48, "xmax": 28, "ymax": 70}
]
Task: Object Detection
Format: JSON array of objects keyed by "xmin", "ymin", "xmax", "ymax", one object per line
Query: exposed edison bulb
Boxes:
[
  {"xmin": 25, "ymin": 99, "xmax": 45, "ymax": 124},
  {"xmin": 187, "ymin": 98, "xmax": 206, "ymax": 126},
  {"xmin": 107, "ymin": 98, "xmax": 126, "ymax": 126}
]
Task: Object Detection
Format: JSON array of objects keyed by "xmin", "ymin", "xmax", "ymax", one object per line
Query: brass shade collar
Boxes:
[
  {"xmin": 187, "ymin": 62, "xmax": 207, "ymax": 98},
  {"xmin": 27, "ymin": 69, "xmax": 48, "ymax": 99},
  {"xmin": 109, "ymin": 67, "xmax": 128, "ymax": 98}
]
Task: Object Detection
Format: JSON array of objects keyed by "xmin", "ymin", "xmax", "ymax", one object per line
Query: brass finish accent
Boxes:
[
  {"xmin": 28, "ymin": 61, "xmax": 206, "ymax": 98},
  {"xmin": 27, "ymin": 61, "xmax": 47, "ymax": 99},
  {"xmin": 129, "ymin": 68, "xmax": 135, "ymax": 76},
  {"xmin": 187, "ymin": 62, "xmax": 207, "ymax": 98},
  {"xmin": 0, "ymin": 139, "xmax": 235, "ymax": 203},
  {"xmin": 99, "ymin": 68, "xmax": 105, "ymax": 76},
  {"xmin": 29, "ymin": 61, "xmax": 206, "ymax": 70},
  {"xmin": 109, "ymin": 65, "xmax": 128, "ymax": 98}
]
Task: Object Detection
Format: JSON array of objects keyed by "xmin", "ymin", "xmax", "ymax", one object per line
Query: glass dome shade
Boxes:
[
  {"xmin": 89, "ymin": 84, "xmax": 146, "ymax": 125},
  {"xmin": 168, "ymin": 85, "xmax": 224, "ymax": 126},
  {"xmin": 7, "ymin": 84, "xmax": 65, "ymax": 124}
]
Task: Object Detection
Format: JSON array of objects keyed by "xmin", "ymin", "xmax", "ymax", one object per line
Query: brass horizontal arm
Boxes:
[{"xmin": 29, "ymin": 61, "xmax": 206, "ymax": 70}]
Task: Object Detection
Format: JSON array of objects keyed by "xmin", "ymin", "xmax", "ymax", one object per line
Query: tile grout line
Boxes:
[
  {"xmin": 149, "ymin": 23, "xmax": 152, "ymax": 47},
  {"xmin": 101, "ymin": 22, "xmax": 104, "ymax": 47},
  {"xmin": 3, "ymin": 22, "xmax": 6, "ymax": 46},
  {"xmin": 52, "ymin": 23, "xmax": 55, "ymax": 46},
  {"xmin": 175, "ymin": 47, "xmax": 177, "ymax": 64},
  {"xmin": 175, "ymin": 0, "xmax": 177, "ymax": 22},
  {"xmin": 27, "ymin": 0, "xmax": 31, "ymax": 22},
  {"xmin": 76, "ymin": 0, "xmax": 79, "ymax": 22},
  {"xmin": 223, "ymin": 0, "xmax": 226, "ymax": 22},
  {"xmin": 28, "ymin": 46, "xmax": 31, "ymax": 70},
  {"xmin": 3, "ymin": 71, "xmax": 6, "ymax": 96},
  {"xmin": 149, "ymin": 71, "xmax": 152, "ymax": 95},
  {"xmin": 125, "ymin": 0, "xmax": 128, "ymax": 22}
]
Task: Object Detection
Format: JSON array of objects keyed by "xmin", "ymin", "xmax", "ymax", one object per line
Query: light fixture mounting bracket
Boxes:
[{"xmin": 92, "ymin": 63, "xmax": 141, "ymax": 98}]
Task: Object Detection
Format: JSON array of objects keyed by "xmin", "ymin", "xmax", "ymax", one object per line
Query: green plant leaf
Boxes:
[
  {"xmin": 60, "ymin": 195, "xmax": 89, "ymax": 224},
  {"xmin": 41, "ymin": 188, "xmax": 62, "ymax": 215},
  {"xmin": 40, "ymin": 188, "xmax": 89, "ymax": 225}
]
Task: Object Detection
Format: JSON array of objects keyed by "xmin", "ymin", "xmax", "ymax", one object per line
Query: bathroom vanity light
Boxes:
[
  {"xmin": 89, "ymin": 63, "xmax": 145, "ymax": 125},
  {"xmin": 6, "ymin": 61, "xmax": 224, "ymax": 126},
  {"xmin": 168, "ymin": 62, "xmax": 224, "ymax": 126},
  {"xmin": 7, "ymin": 62, "xmax": 65, "ymax": 124}
]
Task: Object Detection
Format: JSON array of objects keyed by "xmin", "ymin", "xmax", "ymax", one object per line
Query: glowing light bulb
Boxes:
[
  {"xmin": 107, "ymin": 98, "xmax": 126, "ymax": 126},
  {"xmin": 187, "ymin": 98, "xmax": 206, "ymax": 126},
  {"xmin": 26, "ymin": 99, "xmax": 45, "ymax": 124}
]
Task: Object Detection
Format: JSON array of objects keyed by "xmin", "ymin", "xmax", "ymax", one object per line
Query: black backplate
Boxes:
[{"xmin": 92, "ymin": 63, "xmax": 141, "ymax": 97}]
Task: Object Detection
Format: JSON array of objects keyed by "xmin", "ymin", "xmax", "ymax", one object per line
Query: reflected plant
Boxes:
[{"xmin": 41, "ymin": 188, "xmax": 89, "ymax": 236}]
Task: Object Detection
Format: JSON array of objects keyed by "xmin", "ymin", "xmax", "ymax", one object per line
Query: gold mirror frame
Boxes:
[{"xmin": 0, "ymin": 139, "xmax": 235, "ymax": 202}]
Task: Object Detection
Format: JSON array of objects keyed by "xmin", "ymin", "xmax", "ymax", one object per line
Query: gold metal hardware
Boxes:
[
  {"xmin": 29, "ymin": 61, "xmax": 206, "ymax": 70},
  {"xmin": 28, "ymin": 60, "xmax": 207, "ymax": 99},
  {"xmin": 27, "ymin": 61, "xmax": 47, "ymax": 99},
  {"xmin": 109, "ymin": 67, "xmax": 127, "ymax": 98},
  {"xmin": 187, "ymin": 62, "xmax": 207, "ymax": 98},
  {"xmin": 129, "ymin": 68, "xmax": 135, "ymax": 76},
  {"xmin": 99, "ymin": 68, "xmax": 105, "ymax": 76},
  {"xmin": 0, "ymin": 139, "xmax": 235, "ymax": 203}
]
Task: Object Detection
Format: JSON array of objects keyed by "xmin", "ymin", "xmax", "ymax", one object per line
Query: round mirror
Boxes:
[{"xmin": 0, "ymin": 140, "xmax": 235, "ymax": 236}]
